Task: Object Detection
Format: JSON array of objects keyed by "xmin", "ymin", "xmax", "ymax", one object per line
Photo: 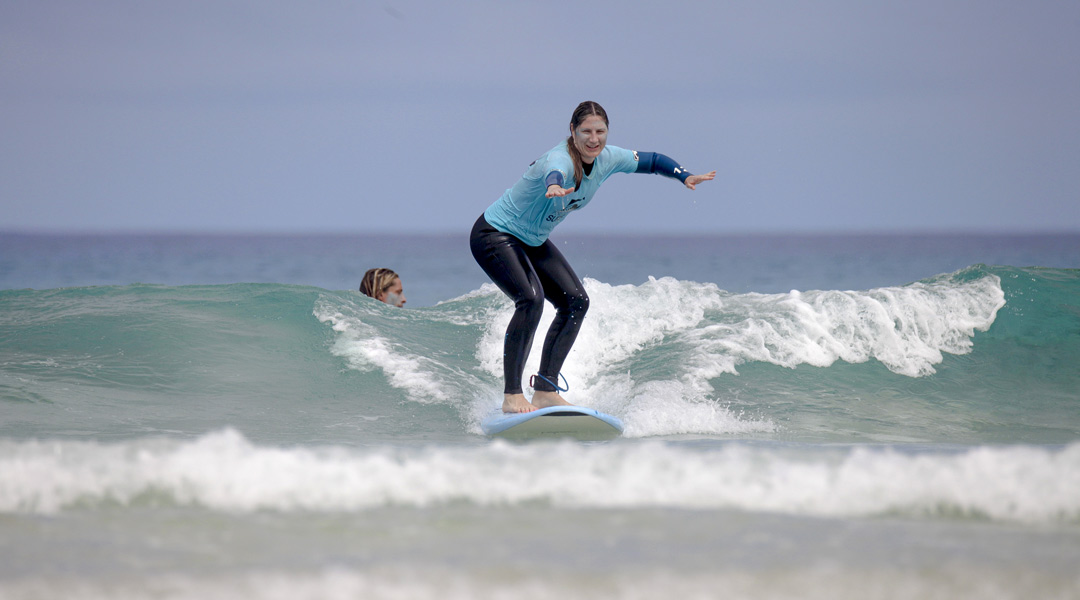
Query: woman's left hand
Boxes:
[{"xmin": 685, "ymin": 171, "xmax": 716, "ymax": 190}]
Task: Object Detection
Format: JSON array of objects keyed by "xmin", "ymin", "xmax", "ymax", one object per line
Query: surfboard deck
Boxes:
[{"xmin": 481, "ymin": 405, "xmax": 624, "ymax": 441}]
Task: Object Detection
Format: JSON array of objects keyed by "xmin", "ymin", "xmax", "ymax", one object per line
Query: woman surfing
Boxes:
[{"xmin": 470, "ymin": 101, "xmax": 716, "ymax": 413}]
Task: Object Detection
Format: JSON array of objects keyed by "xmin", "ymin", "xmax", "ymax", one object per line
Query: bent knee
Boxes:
[
  {"xmin": 565, "ymin": 291, "xmax": 589, "ymax": 316},
  {"xmin": 515, "ymin": 289, "xmax": 545, "ymax": 318}
]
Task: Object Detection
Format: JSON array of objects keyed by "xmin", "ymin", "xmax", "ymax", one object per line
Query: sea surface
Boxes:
[{"xmin": 1, "ymin": 231, "xmax": 1079, "ymax": 599}]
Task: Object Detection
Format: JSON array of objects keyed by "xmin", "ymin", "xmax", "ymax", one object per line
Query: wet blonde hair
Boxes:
[{"xmin": 359, "ymin": 268, "xmax": 399, "ymax": 299}]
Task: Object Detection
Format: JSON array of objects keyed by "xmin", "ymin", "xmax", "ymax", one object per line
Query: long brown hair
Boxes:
[{"xmin": 566, "ymin": 101, "xmax": 609, "ymax": 188}]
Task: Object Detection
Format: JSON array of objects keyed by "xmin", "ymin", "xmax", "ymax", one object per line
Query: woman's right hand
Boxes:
[{"xmin": 546, "ymin": 184, "xmax": 576, "ymax": 198}]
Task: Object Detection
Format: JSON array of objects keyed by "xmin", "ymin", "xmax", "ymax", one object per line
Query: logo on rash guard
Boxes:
[{"xmin": 546, "ymin": 198, "xmax": 584, "ymax": 222}]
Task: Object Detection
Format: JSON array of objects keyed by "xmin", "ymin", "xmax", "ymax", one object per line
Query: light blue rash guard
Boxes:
[{"xmin": 484, "ymin": 142, "xmax": 651, "ymax": 247}]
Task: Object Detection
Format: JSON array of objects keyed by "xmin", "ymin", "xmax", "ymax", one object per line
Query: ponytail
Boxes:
[{"xmin": 566, "ymin": 133, "xmax": 584, "ymax": 188}]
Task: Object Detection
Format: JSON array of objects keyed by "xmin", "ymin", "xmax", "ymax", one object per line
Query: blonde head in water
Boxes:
[{"xmin": 360, "ymin": 268, "xmax": 406, "ymax": 307}]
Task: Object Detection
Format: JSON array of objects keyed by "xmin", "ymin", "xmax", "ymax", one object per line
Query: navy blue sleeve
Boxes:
[
  {"xmin": 544, "ymin": 170, "xmax": 565, "ymax": 188},
  {"xmin": 634, "ymin": 152, "xmax": 692, "ymax": 184}
]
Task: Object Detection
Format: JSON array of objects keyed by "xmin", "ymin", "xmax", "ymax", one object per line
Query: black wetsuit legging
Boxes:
[{"xmin": 470, "ymin": 214, "xmax": 589, "ymax": 394}]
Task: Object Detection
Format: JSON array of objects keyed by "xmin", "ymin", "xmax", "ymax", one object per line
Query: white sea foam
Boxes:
[
  {"xmin": 2, "ymin": 430, "xmax": 1076, "ymax": 524},
  {"xmin": 2, "ymin": 566, "xmax": 1073, "ymax": 600},
  {"xmin": 591, "ymin": 374, "xmax": 777, "ymax": 437},
  {"xmin": 313, "ymin": 298, "xmax": 451, "ymax": 403},
  {"xmin": 685, "ymin": 273, "xmax": 1006, "ymax": 378}
]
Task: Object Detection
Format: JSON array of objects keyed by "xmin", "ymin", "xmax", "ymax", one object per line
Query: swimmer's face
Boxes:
[
  {"xmin": 377, "ymin": 277, "xmax": 406, "ymax": 307},
  {"xmin": 571, "ymin": 115, "xmax": 607, "ymax": 164}
]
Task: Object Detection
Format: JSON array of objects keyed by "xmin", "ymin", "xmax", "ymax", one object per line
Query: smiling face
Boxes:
[{"xmin": 571, "ymin": 114, "xmax": 608, "ymax": 164}]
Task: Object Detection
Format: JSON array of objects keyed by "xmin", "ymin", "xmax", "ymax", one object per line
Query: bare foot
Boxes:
[
  {"xmin": 502, "ymin": 393, "xmax": 537, "ymax": 413},
  {"xmin": 531, "ymin": 390, "xmax": 573, "ymax": 409}
]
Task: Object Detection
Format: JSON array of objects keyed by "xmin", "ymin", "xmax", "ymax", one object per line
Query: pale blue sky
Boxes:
[{"xmin": 2, "ymin": 0, "xmax": 1078, "ymax": 234}]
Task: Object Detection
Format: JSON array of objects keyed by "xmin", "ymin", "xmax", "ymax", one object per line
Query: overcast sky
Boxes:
[{"xmin": 2, "ymin": 0, "xmax": 1078, "ymax": 235}]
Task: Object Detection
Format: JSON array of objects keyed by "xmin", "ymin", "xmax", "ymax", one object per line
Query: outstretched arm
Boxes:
[{"xmin": 635, "ymin": 151, "xmax": 715, "ymax": 190}]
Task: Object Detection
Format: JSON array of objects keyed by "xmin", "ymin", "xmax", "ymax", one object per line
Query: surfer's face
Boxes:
[
  {"xmin": 572, "ymin": 115, "xmax": 607, "ymax": 164},
  {"xmin": 378, "ymin": 277, "xmax": 406, "ymax": 307}
]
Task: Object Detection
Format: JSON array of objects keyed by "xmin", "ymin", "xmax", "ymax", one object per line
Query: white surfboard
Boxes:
[{"xmin": 481, "ymin": 405, "xmax": 624, "ymax": 441}]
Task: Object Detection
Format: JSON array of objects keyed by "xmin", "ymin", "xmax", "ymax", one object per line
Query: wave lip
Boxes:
[
  {"xmin": 686, "ymin": 269, "xmax": 1006, "ymax": 378},
  {"xmin": 2, "ymin": 430, "xmax": 1077, "ymax": 525}
]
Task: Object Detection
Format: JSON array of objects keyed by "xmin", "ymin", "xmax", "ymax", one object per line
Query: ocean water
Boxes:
[{"xmin": 1, "ymin": 231, "xmax": 1079, "ymax": 599}]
